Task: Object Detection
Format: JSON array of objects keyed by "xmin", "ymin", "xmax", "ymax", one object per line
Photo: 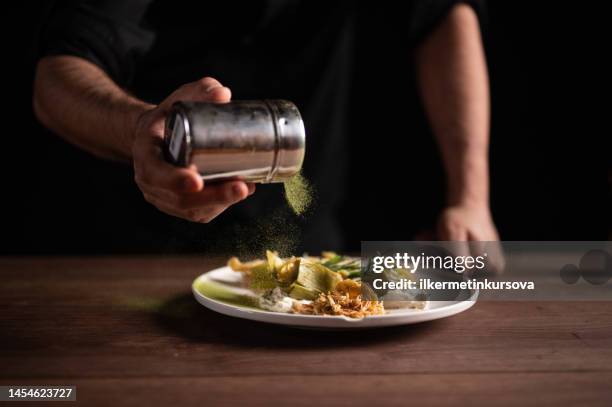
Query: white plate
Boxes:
[{"xmin": 192, "ymin": 266, "xmax": 478, "ymax": 329}]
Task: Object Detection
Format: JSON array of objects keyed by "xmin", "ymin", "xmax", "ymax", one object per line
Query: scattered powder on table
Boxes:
[{"xmin": 283, "ymin": 172, "xmax": 314, "ymax": 216}]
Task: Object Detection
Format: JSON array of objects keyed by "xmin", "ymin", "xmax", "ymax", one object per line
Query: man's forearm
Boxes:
[
  {"xmin": 33, "ymin": 56, "xmax": 154, "ymax": 162},
  {"xmin": 416, "ymin": 4, "xmax": 490, "ymax": 207}
]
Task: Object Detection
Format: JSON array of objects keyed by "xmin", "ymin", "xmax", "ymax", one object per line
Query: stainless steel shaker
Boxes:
[{"xmin": 164, "ymin": 100, "xmax": 305, "ymax": 183}]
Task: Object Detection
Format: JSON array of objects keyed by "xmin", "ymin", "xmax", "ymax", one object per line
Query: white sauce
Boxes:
[{"xmin": 258, "ymin": 287, "xmax": 294, "ymax": 313}]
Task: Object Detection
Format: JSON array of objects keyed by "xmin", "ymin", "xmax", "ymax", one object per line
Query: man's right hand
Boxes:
[{"xmin": 131, "ymin": 77, "xmax": 255, "ymax": 223}]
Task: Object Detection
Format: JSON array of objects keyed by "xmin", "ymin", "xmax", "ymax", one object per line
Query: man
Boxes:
[{"xmin": 33, "ymin": 0, "xmax": 498, "ymax": 253}]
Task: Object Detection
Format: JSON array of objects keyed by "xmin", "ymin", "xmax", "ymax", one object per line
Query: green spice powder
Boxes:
[
  {"xmin": 234, "ymin": 209, "xmax": 301, "ymax": 258},
  {"xmin": 283, "ymin": 172, "xmax": 313, "ymax": 216},
  {"xmin": 224, "ymin": 172, "xmax": 314, "ymax": 259}
]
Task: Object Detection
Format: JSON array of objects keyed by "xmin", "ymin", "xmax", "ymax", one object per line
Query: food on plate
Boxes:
[
  {"xmin": 227, "ymin": 251, "xmax": 426, "ymax": 318},
  {"xmin": 292, "ymin": 279, "xmax": 385, "ymax": 318}
]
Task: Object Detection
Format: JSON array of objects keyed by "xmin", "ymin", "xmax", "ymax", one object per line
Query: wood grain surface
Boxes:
[{"xmin": 1, "ymin": 257, "xmax": 611, "ymax": 406}]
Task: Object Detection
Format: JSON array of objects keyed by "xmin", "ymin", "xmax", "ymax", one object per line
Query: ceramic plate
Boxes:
[{"xmin": 192, "ymin": 266, "xmax": 478, "ymax": 329}]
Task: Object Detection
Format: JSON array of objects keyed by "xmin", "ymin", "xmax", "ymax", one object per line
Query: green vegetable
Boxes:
[
  {"xmin": 289, "ymin": 283, "xmax": 319, "ymax": 300},
  {"xmin": 294, "ymin": 261, "xmax": 343, "ymax": 294},
  {"xmin": 276, "ymin": 257, "xmax": 300, "ymax": 286},
  {"xmin": 322, "ymin": 255, "xmax": 343, "ymax": 268},
  {"xmin": 249, "ymin": 263, "xmax": 277, "ymax": 291},
  {"xmin": 195, "ymin": 280, "xmax": 259, "ymax": 309},
  {"xmin": 322, "ymin": 256, "xmax": 361, "ymax": 274},
  {"xmin": 266, "ymin": 250, "xmax": 284, "ymax": 273},
  {"xmin": 346, "ymin": 270, "xmax": 361, "ymax": 279}
]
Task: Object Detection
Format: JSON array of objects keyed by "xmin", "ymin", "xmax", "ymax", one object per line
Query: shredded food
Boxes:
[
  {"xmin": 292, "ymin": 280, "xmax": 384, "ymax": 318},
  {"xmin": 228, "ymin": 252, "xmax": 420, "ymax": 318}
]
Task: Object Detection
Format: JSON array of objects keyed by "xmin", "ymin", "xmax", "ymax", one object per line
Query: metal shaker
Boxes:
[{"xmin": 164, "ymin": 100, "xmax": 305, "ymax": 183}]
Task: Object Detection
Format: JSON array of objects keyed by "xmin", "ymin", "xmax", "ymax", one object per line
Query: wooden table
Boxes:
[{"xmin": 1, "ymin": 257, "xmax": 611, "ymax": 406}]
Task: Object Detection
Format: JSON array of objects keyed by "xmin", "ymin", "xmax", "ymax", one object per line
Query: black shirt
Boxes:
[{"xmin": 38, "ymin": 0, "xmax": 476, "ymax": 255}]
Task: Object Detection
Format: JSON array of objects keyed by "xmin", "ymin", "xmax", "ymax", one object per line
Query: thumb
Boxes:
[{"xmin": 159, "ymin": 77, "xmax": 232, "ymax": 113}]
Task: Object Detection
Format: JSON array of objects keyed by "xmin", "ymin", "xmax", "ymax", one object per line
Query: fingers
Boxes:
[
  {"xmin": 447, "ymin": 241, "xmax": 471, "ymax": 261},
  {"xmin": 468, "ymin": 240, "xmax": 487, "ymax": 259},
  {"xmin": 137, "ymin": 77, "xmax": 232, "ymax": 138},
  {"xmin": 132, "ymin": 75, "xmax": 249, "ymax": 223},
  {"xmin": 436, "ymin": 209, "xmax": 505, "ymax": 275},
  {"xmin": 159, "ymin": 77, "xmax": 232, "ymax": 113},
  {"xmin": 134, "ymin": 138, "xmax": 203, "ymax": 193},
  {"xmin": 437, "ymin": 217, "xmax": 468, "ymax": 241},
  {"xmin": 475, "ymin": 240, "xmax": 506, "ymax": 275},
  {"xmin": 437, "ymin": 214, "xmax": 472, "ymax": 263},
  {"xmin": 139, "ymin": 180, "xmax": 255, "ymax": 223},
  {"xmin": 247, "ymin": 182, "xmax": 256, "ymax": 195},
  {"xmin": 177, "ymin": 181, "xmax": 250, "ymax": 208},
  {"xmin": 134, "ymin": 76, "xmax": 232, "ymax": 193},
  {"xmin": 206, "ymin": 84, "xmax": 232, "ymax": 103}
]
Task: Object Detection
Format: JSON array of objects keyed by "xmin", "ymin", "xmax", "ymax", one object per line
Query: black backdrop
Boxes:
[{"xmin": 1, "ymin": 2, "xmax": 609, "ymax": 254}]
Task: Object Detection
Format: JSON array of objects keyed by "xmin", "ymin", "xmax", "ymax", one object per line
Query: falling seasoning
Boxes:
[
  {"xmin": 226, "ymin": 172, "xmax": 314, "ymax": 259},
  {"xmin": 283, "ymin": 172, "xmax": 313, "ymax": 216}
]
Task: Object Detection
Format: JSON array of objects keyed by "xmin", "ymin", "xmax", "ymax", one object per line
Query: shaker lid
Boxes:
[
  {"xmin": 265, "ymin": 100, "xmax": 306, "ymax": 181},
  {"xmin": 164, "ymin": 104, "xmax": 192, "ymax": 167}
]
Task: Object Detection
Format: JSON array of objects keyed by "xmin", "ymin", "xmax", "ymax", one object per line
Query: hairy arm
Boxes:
[
  {"xmin": 416, "ymin": 3, "xmax": 499, "ymax": 241},
  {"xmin": 33, "ymin": 55, "xmax": 255, "ymax": 223},
  {"xmin": 34, "ymin": 56, "xmax": 151, "ymax": 162}
]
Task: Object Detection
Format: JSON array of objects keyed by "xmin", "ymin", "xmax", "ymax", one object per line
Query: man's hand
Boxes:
[
  {"xmin": 437, "ymin": 204, "xmax": 499, "ymax": 241},
  {"xmin": 415, "ymin": 3, "xmax": 504, "ymax": 270},
  {"xmin": 437, "ymin": 204, "xmax": 505, "ymax": 274},
  {"xmin": 34, "ymin": 57, "xmax": 254, "ymax": 224},
  {"xmin": 132, "ymin": 77, "xmax": 255, "ymax": 223}
]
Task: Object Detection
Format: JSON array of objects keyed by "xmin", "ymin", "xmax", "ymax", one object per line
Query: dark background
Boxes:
[{"xmin": 1, "ymin": 2, "xmax": 609, "ymax": 254}]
